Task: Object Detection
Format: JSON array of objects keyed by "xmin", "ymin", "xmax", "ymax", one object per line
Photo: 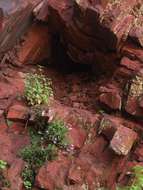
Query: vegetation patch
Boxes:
[
  {"xmin": 21, "ymin": 165, "xmax": 35, "ymax": 190},
  {"xmin": 24, "ymin": 72, "xmax": 53, "ymax": 106},
  {"xmin": 0, "ymin": 160, "xmax": 10, "ymax": 188},
  {"xmin": 20, "ymin": 140, "xmax": 57, "ymax": 169},
  {"xmin": 0, "ymin": 160, "xmax": 7, "ymax": 170},
  {"xmin": 44, "ymin": 119, "xmax": 68, "ymax": 148},
  {"xmin": 29, "ymin": 108, "xmax": 69, "ymax": 148},
  {"xmin": 19, "ymin": 127, "xmax": 57, "ymax": 189},
  {"xmin": 19, "ymin": 108, "xmax": 68, "ymax": 189}
]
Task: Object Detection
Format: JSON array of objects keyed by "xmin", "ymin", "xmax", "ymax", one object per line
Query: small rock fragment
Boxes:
[
  {"xmin": 110, "ymin": 126, "xmax": 137, "ymax": 156},
  {"xmin": 98, "ymin": 115, "xmax": 119, "ymax": 140}
]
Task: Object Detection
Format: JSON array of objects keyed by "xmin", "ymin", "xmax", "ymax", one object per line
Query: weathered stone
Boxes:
[
  {"xmin": 68, "ymin": 162, "xmax": 84, "ymax": 184},
  {"xmin": 0, "ymin": 122, "xmax": 29, "ymax": 163},
  {"xmin": 98, "ymin": 114, "xmax": 119, "ymax": 140},
  {"xmin": 7, "ymin": 104, "xmax": 29, "ymax": 122},
  {"xmin": 67, "ymin": 125, "xmax": 87, "ymax": 149},
  {"xmin": 99, "ymin": 92, "xmax": 122, "ymax": 110},
  {"xmin": 120, "ymin": 57, "xmax": 141, "ymax": 71},
  {"xmin": 110, "ymin": 126, "xmax": 137, "ymax": 156},
  {"xmin": 134, "ymin": 144, "xmax": 143, "ymax": 162},
  {"xmin": 7, "ymin": 159, "xmax": 24, "ymax": 190},
  {"xmin": 36, "ymin": 155, "xmax": 70, "ymax": 190},
  {"xmin": 125, "ymin": 70, "xmax": 143, "ymax": 117},
  {"xmin": 129, "ymin": 14, "xmax": 143, "ymax": 47},
  {"xmin": 99, "ymin": 84, "xmax": 122, "ymax": 110},
  {"xmin": 0, "ymin": 8, "xmax": 3, "ymax": 31},
  {"xmin": 122, "ymin": 43, "xmax": 143, "ymax": 63},
  {"xmin": 15, "ymin": 23, "xmax": 51, "ymax": 65}
]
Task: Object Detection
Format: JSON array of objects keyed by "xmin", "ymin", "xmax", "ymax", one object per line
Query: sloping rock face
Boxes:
[
  {"xmin": 0, "ymin": 0, "xmax": 143, "ymax": 190},
  {"xmin": 34, "ymin": 1, "xmax": 143, "ymax": 189},
  {"xmin": 36, "ymin": 0, "xmax": 143, "ymax": 117},
  {"xmin": 38, "ymin": 0, "xmax": 143, "ymax": 65}
]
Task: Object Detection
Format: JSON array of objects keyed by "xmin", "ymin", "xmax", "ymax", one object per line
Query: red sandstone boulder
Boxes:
[
  {"xmin": 99, "ymin": 85, "xmax": 122, "ymax": 110},
  {"xmin": 7, "ymin": 104, "xmax": 29, "ymax": 122},
  {"xmin": 15, "ymin": 23, "xmax": 51, "ymax": 65},
  {"xmin": 99, "ymin": 91, "xmax": 122, "ymax": 110},
  {"xmin": 110, "ymin": 126, "xmax": 137, "ymax": 156}
]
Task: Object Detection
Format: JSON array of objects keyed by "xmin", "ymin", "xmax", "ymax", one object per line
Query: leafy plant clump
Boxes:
[
  {"xmin": 19, "ymin": 106, "xmax": 68, "ymax": 189},
  {"xmin": 0, "ymin": 160, "xmax": 10, "ymax": 188},
  {"xmin": 24, "ymin": 73, "xmax": 53, "ymax": 106},
  {"xmin": 0, "ymin": 160, "xmax": 7, "ymax": 170},
  {"xmin": 21, "ymin": 165, "xmax": 35, "ymax": 190},
  {"xmin": 20, "ymin": 141, "xmax": 57, "ymax": 169},
  {"xmin": 44, "ymin": 119, "xmax": 68, "ymax": 147},
  {"xmin": 117, "ymin": 165, "xmax": 143, "ymax": 190},
  {"xmin": 19, "ymin": 123, "xmax": 57, "ymax": 189},
  {"xmin": 30, "ymin": 109, "xmax": 69, "ymax": 148}
]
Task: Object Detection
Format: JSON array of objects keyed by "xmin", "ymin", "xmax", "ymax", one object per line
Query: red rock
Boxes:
[
  {"xmin": 68, "ymin": 136, "xmax": 117, "ymax": 187},
  {"xmin": 46, "ymin": 0, "xmax": 74, "ymax": 34},
  {"xmin": 74, "ymin": 0, "xmax": 135, "ymax": 50},
  {"xmin": 0, "ymin": 110, "xmax": 4, "ymax": 117},
  {"xmin": 86, "ymin": 169, "xmax": 103, "ymax": 190},
  {"xmin": 33, "ymin": 1, "xmax": 49, "ymax": 21},
  {"xmin": 99, "ymin": 91, "xmax": 122, "ymax": 110},
  {"xmin": 98, "ymin": 114, "xmax": 119, "ymax": 140},
  {"xmin": 139, "ymin": 95, "xmax": 143, "ymax": 108},
  {"xmin": 0, "ymin": 122, "xmax": 29, "ymax": 164},
  {"xmin": 99, "ymin": 84, "xmax": 122, "ymax": 110},
  {"xmin": 129, "ymin": 16, "xmax": 143, "ymax": 48},
  {"xmin": 112, "ymin": 67, "xmax": 133, "ymax": 88},
  {"xmin": 67, "ymin": 126, "xmax": 86, "ymax": 149},
  {"xmin": 0, "ymin": 8, "xmax": 4, "ymax": 31},
  {"xmin": 110, "ymin": 126, "xmax": 137, "ymax": 155},
  {"xmin": 7, "ymin": 104, "xmax": 29, "ymax": 122},
  {"xmin": 134, "ymin": 144, "xmax": 143, "ymax": 162},
  {"xmin": 36, "ymin": 155, "xmax": 70, "ymax": 190},
  {"xmin": 125, "ymin": 70, "xmax": 143, "ymax": 117},
  {"xmin": 125, "ymin": 97, "xmax": 143, "ymax": 117},
  {"xmin": 7, "ymin": 159, "xmax": 24, "ymax": 190},
  {"xmin": 120, "ymin": 57, "xmax": 141, "ymax": 71},
  {"xmin": 16, "ymin": 23, "xmax": 51, "ymax": 65},
  {"xmin": 48, "ymin": 100, "xmax": 99, "ymax": 128},
  {"xmin": 0, "ymin": 82, "xmax": 15, "ymax": 99},
  {"xmin": 122, "ymin": 43, "xmax": 143, "ymax": 63},
  {"xmin": 68, "ymin": 163, "xmax": 83, "ymax": 184}
]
